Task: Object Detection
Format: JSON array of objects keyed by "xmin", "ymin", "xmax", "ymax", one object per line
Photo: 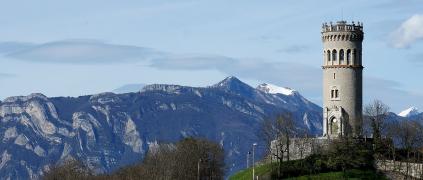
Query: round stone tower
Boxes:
[{"xmin": 321, "ymin": 21, "xmax": 363, "ymax": 138}]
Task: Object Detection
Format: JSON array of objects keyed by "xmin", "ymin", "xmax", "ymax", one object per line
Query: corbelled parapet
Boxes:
[{"xmin": 321, "ymin": 21, "xmax": 363, "ymax": 42}]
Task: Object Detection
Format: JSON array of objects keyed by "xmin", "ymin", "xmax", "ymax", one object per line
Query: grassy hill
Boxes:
[
  {"xmin": 229, "ymin": 163, "xmax": 387, "ymax": 180},
  {"xmin": 229, "ymin": 137, "xmax": 394, "ymax": 179},
  {"xmin": 229, "ymin": 163, "xmax": 274, "ymax": 180}
]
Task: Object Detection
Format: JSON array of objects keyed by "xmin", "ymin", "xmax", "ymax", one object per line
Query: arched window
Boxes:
[
  {"xmin": 339, "ymin": 49, "xmax": 344, "ymax": 62},
  {"xmin": 335, "ymin": 90, "xmax": 339, "ymax": 98},
  {"xmin": 347, "ymin": 49, "xmax": 351, "ymax": 64},
  {"xmin": 331, "ymin": 90, "xmax": 334, "ymax": 98},
  {"xmin": 330, "ymin": 117, "xmax": 339, "ymax": 134},
  {"xmin": 332, "ymin": 50, "xmax": 337, "ymax": 61},
  {"xmin": 327, "ymin": 50, "xmax": 331, "ymax": 61}
]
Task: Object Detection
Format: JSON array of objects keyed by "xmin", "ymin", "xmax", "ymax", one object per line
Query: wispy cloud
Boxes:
[
  {"xmin": 0, "ymin": 42, "xmax": 35, "ymax": 54},
  {"xmin": 276, "ymin": 45, "xmax": 309, "ymax": 54},
  {"xmin": 4, "ymin": 40, "xmax": 163, "ymax": 64},
  {"xmin": 0, "ymin": 73, "xmax": 15, "ymax": 78},
  {"xmin": 2, "ymin": 39, "xmax": 420, "ymax": 110},
  {"xmin": 390, "ymin": 14, "xmax": 423, "ymax": 48},
  {"xmin": 151, "ymin": 54, "xmax": 238, "ymax": 70}
]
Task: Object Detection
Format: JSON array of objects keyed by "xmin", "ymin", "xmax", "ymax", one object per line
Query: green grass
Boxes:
[
  {"xmin": 285, "ymin": 169, "xmax": 387, "ymax": 180},
  {"xmin": 230, "ymin": 164, "xmax": 387, "ymax": 180},
  {"xmin": 229, "ymin": 163, "xmax": 274, "ymax": 180}
]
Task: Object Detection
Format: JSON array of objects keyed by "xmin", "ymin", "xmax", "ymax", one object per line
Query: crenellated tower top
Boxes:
[
  {"xmin": 321, "ymin": 21, "xmax": 364, "ymax": 42},
  {"xmin": 322, "ymin": 21, "xmax": 363, "ymax": 33}
]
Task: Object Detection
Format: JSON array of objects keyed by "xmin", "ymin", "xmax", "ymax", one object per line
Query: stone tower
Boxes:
[{"xmin": 321, "ymin": 21, "xmax": 363, "ymax": 138}]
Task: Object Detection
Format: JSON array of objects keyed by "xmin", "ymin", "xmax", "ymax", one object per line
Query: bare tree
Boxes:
[
  {"xmin": 61, "ymin": 138, "xmax": 225, "ymax": 180},
  {"xmin": 134, "ymin": 137, "xmax": 224, "ymax": 180},
  {"xmin": 364, "ymin": 100, "xmax": 390, "ymax": 153},
  {"xmin": 138, "ymin": 144, "xmax": 176, "ymax": 179},
  {"xmin": 261, "ymin": 113, "xmax": 295, "ymax": 177},
  {"xmin": 295, "ymin": 129, "xmax": 312, "ymax": 160},
  {"xmin": 385, "ymin": 121, "xmax": 398, "ymax": 170},
  {"xmin": 42, "ymin": 159, "xmax": 92, "ymax": 180},
  {"xmin": 172, "ymin": 138, "xmax": 225, "ymax": 180},
  {"xmin": 396, "ymin": 120, "xmax": 423, "ymax": 178}
]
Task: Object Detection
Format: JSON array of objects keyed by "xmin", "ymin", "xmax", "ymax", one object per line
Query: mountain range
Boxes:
[
  {"xmin": 0, "ymin": 76, "xmax": 324, "ymax": 179},
  {"xmin": 2, "ymin": 76, "xmax": 419, "ymax": 179}
]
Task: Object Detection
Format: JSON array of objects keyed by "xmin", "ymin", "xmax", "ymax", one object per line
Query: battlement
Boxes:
[
  {"xmin": 321, "ymin": 21, "xmax": 364, "ymax": 42},
  {"xmin": 321, "ymin": 21, "xmax": 363, "ymax": 33}
]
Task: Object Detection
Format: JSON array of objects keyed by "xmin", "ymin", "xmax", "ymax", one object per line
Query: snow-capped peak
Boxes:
[
  {"xmin": 398, "ymin": 107, "xmax": 420, "ymax": 117},
  {"xmin": 256, "ymin": 83, "xmax": 295, "ymax": 96}
]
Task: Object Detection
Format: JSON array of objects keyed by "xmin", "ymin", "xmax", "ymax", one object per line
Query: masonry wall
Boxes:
[
  {"xmin": 269, "ymin": 138, "xmax": 328, "ymax": 162},
  {"xmin": 376, "ymin": 160, "xmax": 423, "ymax": 179}
]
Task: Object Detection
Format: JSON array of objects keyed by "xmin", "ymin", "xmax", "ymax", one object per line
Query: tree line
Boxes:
[
  {"xmin": 42, "ymin": 137, "xmax": 225, "ymax": 180},
  {"xmin": 365, "ymin": 100, "xmax": 423, "ymax": 178}
]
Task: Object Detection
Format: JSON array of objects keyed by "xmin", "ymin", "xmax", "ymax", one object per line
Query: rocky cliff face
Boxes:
[{"xmin": 0, "ymin": 77, "xmax": 323, "ymax": 179}]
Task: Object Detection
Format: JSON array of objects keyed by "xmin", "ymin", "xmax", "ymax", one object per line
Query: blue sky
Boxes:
[{"xmin": 0, "ymin": 0, "xmax": 422, "ymax": 113}]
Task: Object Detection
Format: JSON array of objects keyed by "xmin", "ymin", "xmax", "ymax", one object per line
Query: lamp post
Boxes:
[
  {"xmin": 197, "ymin": 158, "xmax": 201, "ymax": 180},
  {"xmin": 252, "ymin": 143, "xmax": 257, "ymax": 180},
  {"xmin": 247, "ymin": 151, "xmax": 251, "ymax": 168}
]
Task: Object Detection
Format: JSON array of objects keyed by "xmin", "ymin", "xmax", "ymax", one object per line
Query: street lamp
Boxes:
[
  {"xmin": 247, "ymin": 151, "xmax": 251, "ymax": 168},
  {"xmin": 197, "ymin": 158, "xmax": 202, "ymax": 180},
  {"xmin": 252, "ymin": 143, "xmax": 257, "ymax": 180}
]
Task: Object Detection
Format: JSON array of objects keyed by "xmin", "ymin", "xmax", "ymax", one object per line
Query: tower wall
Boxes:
[{"xmin": 321, "ymin": 21, "xmax": 363, "ymax": 138}]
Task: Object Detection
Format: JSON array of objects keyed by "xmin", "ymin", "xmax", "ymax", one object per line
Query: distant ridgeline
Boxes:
[{"xmin": 0, "ymin": 76, "xmax": 323, "ymax": 179}]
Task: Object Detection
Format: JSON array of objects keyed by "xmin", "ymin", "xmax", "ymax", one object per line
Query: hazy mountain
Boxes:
[
  {"xmin": 0, "ymin": 76, "xmax": 323, "ymax": 179},
  {"xmin": 112, "ymin": 83, "xmax": 145, "ymax": 94}
]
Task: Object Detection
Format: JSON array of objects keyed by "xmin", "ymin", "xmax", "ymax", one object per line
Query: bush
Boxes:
[{"xmin": 268, "ymin": 138, "xmax": 375, "ymax": 179}]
